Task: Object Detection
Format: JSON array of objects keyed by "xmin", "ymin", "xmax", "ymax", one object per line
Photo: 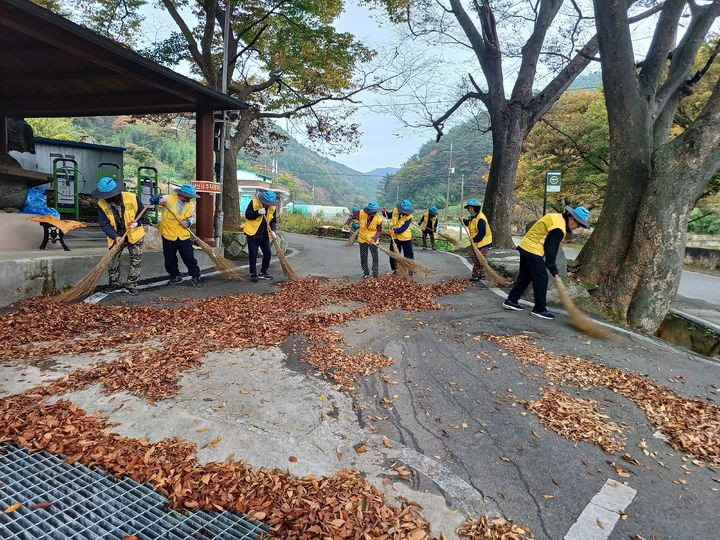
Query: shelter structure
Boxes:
[{"xmin": 0, "ymin": 0, "xmax": 247, "ymax": 244}]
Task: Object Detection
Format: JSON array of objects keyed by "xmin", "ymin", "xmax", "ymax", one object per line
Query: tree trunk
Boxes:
[
  {"xmin": 483, "ymin": 112, "xmax": 527, "ymax": 248},
  {"xmin": 222, "ymin": 115, "xmax": 255, "ymax": 230}
]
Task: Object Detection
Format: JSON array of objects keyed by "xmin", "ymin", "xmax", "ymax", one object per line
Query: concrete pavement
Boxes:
[{"xmin": 2, "ymin": 233, "xmax": 719, "ymax": 539}]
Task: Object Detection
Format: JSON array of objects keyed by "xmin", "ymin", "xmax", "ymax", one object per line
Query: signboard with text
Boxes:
[
  {"xmin": 191, "ymin": 180, "xmax": 221, "ymax": 193},
  {"xmin": 546, "ymin": 171, "xmax": 561, "ymax": 193}
]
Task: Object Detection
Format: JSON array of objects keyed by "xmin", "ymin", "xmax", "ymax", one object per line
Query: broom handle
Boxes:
[
  {"xmin": 164, "ymin": 205, "xmax": 201, "ymax": 242},
  {"xmin": 112, "ymin": 206, "xmax": 149, "ymax": 246}
]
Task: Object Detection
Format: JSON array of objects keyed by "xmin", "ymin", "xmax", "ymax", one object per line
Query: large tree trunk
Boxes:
[
  {"xmin": 222, "ymin": 116, "xmax": 254, "ymax": 230},
  {"xmin": 483, "ymin": 111, "xmax": 527, "ymax": 248}
]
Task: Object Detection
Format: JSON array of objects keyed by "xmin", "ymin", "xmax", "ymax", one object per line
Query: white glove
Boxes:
[
  {"xmin": 270, "ymin": 231, "xmax": 277, "ymax": 241},
  {"xmin": 258, "ymin": 208, "xmax": 266, "ymax": 215},
  {"xmin": 128, "ymin": 221, "xmax": 138, "ymax": 230}
]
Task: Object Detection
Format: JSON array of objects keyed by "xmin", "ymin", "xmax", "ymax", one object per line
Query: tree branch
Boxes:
[
  {"xmin": 638, "ymin": 0, "xmax": 686, "ymax": 96},
  {"xmin": 160, "ymin": 0, "xmax": 204, "ymax": 73},
  {"xmin": 431, "ymin": 90, "xmax": 485, "ymax": 142},
  {"xmin": 540, "ymin": 117, "xmax": 609, "ymax": 174},
  {"xmin": 199, "ymin": 0, "xmax": 218, "ymax": 88}
]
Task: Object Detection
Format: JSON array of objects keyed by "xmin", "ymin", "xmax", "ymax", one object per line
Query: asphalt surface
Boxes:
[{"xmin": 80, "ymin": 234, "xmax": 720, "ymax": 538}]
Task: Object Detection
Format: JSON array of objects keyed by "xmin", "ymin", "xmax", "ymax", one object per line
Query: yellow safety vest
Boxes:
[
  {"xmin": 358, "ymin": 210, "xmax": 382, "ymax": 244},
  {"xmin": 519, "ymin": 213, "xmax": 566, "ymax": 257},
  {"xmin": 244, "ymin": 196, "xmax": 276, "ymax": 236},
  {"xmin": 159, "ymin": 193, "xmax": 195, "ymax": 241},
  {"xmin": 390, "ymin": 208, "xmax": 413, "ymax": 241},
  {"xmin": 469, "ymin": 211, "xmax": 492, "ymax": 249},
  {"xmin": 98, "ymin": 192, "xmax": 145, "ymax": 247},
  {"xmin": 422, "ymin": 211, "xmax": 437, "ymax": 231}
]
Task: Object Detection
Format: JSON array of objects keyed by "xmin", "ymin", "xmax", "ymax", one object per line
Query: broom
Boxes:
[
  {"xmin": 458, "ymin": 220, "xmax": 512, "ymax": 287},
  {"xmin": 53, "ymin": 207, "xmax": 150, "ymax": 303},
  {"xmin": 164, "ymin": 206, "xmax": 244, "ymax": 280},
  {"xmin": 345, "ymin": 229, "xmax": 359, "ymax": 247},
  {"xmin": 438, "ymin": 230, "xmax": 461, "ymax": 249},
  {"xmin": 264, "ymin": 215, "xmax": 300, "ymax": 281},
  {"xmin": 554, "ymin": 276, "xmax": 617, "ymax": 339},
  {"xmin": 380, "ymin": 216, "xmax": 432, "ymax": 276}
]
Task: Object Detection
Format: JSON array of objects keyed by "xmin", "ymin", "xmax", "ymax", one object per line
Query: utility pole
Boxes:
[
  {"xmin": 214, "ymin": 0, "xmax": 231, "ymax": 250},
  {"xmin": 444, "ymin": 139, "xmax": 453, "ymax": 227},
  {"xmin": 459, "ymin": 174, "xmax": 465, "ymax": 240}
]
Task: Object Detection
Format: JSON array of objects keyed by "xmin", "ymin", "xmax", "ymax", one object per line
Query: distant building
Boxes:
[
  {"xmin": 9, "ymin": 137, "xmax": 125, "ymax": 194},
  {"xmin": 286, "ymin": 203, "xmax": 349, "ymax": 219},
  {"xmin": 237, "ymin": 168, "xmax": 290, "ymax": 213}
]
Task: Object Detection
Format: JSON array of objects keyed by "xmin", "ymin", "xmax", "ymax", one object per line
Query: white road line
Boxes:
[{"xmin": 564, "ymin": 479, "xmax": 636, "ymax": 540}]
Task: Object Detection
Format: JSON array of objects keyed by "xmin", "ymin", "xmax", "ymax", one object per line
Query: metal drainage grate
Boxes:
[{"xmin": 0, "ymin": 445, "xmax": 268, "ymax": 539}]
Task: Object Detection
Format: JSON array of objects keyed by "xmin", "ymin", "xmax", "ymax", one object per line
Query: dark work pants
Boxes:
[
  {"xmin": 508, "ymin": 248, "xmax": 548, "ymax": 312},
  {"xmin": 422, "ymin": 229, "xmax": 435, "ymax": 249},
  {"xmin": 162, "ymin": 237, "xmax": 200, "ymax": 279},
  {"xmin": 247, "ymin": 234, "xmax": 272, "ymax": 275},
  {"xmin": 389, "ymin": 238, "xmax": 414, "ymax": 271}
]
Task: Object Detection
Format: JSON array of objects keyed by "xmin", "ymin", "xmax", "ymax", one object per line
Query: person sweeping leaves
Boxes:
[
  {"xmin": 358, "ymin": 201, "xmax": 383, "ymax": 278},
  {"xmin": 244, "ymin": 190, "xmax": 279, "ymax": 282},
  {"xmin": 419, "ymin": 207, "xmax": 439, "ymax": 250},
  {"xmin": 151, "ymin": 183, "xmax": 203, "ymax": 288},
  {"xmin": 343, "ymin": 207, "xmax": 361, "ymax": 232},
  {"xmin": 382, "ymin": 199, "xmax": 415, "ymax": 273},
  {"xmin": 94, "ymin": 177, "xmax": 148, "ymax": 295},
  {"xmin": 462, "ymin": 199, "xmax": 493, "ymax": 282},
  {"xmin": 503, "ymin": 206, "xmax": 590, "ymax": 320}
]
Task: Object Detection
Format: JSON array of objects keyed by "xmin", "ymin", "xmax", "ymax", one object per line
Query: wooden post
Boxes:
[{"xmin": 196, "ymin": 107, "xmax": 215, "ymax": 245}]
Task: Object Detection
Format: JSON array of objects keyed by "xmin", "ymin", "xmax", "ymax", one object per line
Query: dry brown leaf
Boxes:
[
  {"xmin": 382, "ymin": 436, "xmax": 393, "ymax": 449},
  {"xmin": 288, "ymin": 456, "xmax": 298, "ymax": 463},
  {"xmin": 4, "ymin": 502, "xmax": 22, "ymax": 513}
]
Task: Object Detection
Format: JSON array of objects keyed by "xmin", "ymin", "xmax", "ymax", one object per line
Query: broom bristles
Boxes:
[
  {"xmin": 378, "ymin": 245, "xmax": 433, "ymax": 275},
  {"xmin": 272, "ymin": 236, "xmax": 300, "ymax": 280},
  {"xmin": 554, "ymin": 276, "xmax": 617, "ymax": 340},
  {"xmin": 345, "ymin": 229, "xmax": 359, "ymax": 247},
  {"xmin": 438, "ymin": 231, "xmax": 461, "ymax": 248},
  {"xmin": 458, "ymin": 222, "xmax": 511, "ymax": 287}
]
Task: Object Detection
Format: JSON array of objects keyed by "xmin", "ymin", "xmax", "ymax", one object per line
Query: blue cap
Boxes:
[
  {"xmin": 351, "ymin": 207, "xmax": 360, "ymax": 213},
  {"xmin": 92, "ymin": 176, "xmax": 123, "ymax": 199},
  {"xmin": 566, "ymin": 205, "xmax": 590, "ymax": 228},
  {"xmin": 175, "ymin": 183, "xmax": 199, "ymax": 198},
  {"xmin": 398, "ymin": 199, "xmax": 413, "ymax": 213},
  {"xmin": 464, "ymin": 198, "xmax": 481, "ymax": 208},
  {"xmin": 429, "ymin": 207, "xmax": 438, "ymax": 216},
  {"xmin": 365, "ymin": 201, "xmax": 380, "ymax": 213},
  {"xmin": 259, "ymin": 190, "xmax": 278, "ymax": 205}
]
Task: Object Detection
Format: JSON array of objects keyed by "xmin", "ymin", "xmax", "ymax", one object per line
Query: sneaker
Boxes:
[
  {"xmin": 469, "ymin": 276, "xmax": 481, "ymax": 282},
  {"xmin": 362, "ymin": 274, "xmax": 370, "ymax": 279},
  {"xmin": 168, "ymin": 275, "xmax": 182, "ymax": 285},
  {"xmin": 250, "ymin": 274, "xmax": 259, "ymax": 283},
  {"xmin": 108, "ymin": 283, "xmax": 125, "ymax": 293},
  {"xmin": 503, "ymin": 299, "xmax": 524, "ymax": 311},
  {"xmin": 191, "ymin": 277, "xmax": 203, "ymax": 288},
  {"xmin": 422, "ymin": 247, "xmax": 427, "ymax": 251},
  {"xmin": 125, "ymin": 286, "xmax": 139, "ymax": 296},
  {"xmin": 259, "ymin": 272, "xmax": 273, "ymax": 280},
  {"xmin": 531, "ymin": 310, "xmax": 556, "ymax": 320}
]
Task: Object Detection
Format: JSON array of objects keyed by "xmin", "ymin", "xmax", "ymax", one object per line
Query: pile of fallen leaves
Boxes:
[
  {"xmin": 0, "ymin": 394, "xmax": 431, "ymax": 539},
  {"xmin": 0, "ymin": 276, "xmax": 469, "ymax": 401},
  {"xmin": 526, "ymin": 389, "xmax": 625, "ymax": 454},
  {"xmin": 0, "ymin": 276, "xmax": 472, "ymax": 539},
  {"xmin": 489, "ymin": 334, "xmax": 720, "ymax": 465},
  {"xmin": 457, "ymin": 516, "xmax": 535, "ymax": 539}
]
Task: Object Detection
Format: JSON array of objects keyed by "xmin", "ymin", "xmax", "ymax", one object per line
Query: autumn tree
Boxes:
[
  {"xmin": 577, "ymin": 1, "xmax": 720, "ymax": 332},
  {"xmin": 388, "ymin": 0, "xmax": 662, "ymax": 247},
  {"xmin": 49, "ymin": 0, "xmax": 401, "ymax": 229}
]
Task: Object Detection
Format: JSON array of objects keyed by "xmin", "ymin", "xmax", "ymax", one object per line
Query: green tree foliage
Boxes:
[
  {"xmin": 26, "ymin": 118, "xmax": 80, "ymax": 140},
  {"xmin": 382, "ymin": 120, "xmax": 492, "ymax": 209},
  {"xmin": 515, "ymin": 89, "xmax": 609, "ymax": 219}
]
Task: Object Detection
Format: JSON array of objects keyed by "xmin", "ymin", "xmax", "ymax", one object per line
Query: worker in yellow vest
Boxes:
[
  {"xmin": 462, "ymin": 198, "xmax": 493, "ymax": 282},
  {"xmin": 358, "ymin": 201, "xmax": 383, "ymax": 278},
  {"xmin": 382, "ymin": 199, "xmax": 414, "ymax": 273},
  {"xmin": 419, "ymin": 207, "xmax": 439, "ymax": 250},
  {"xmin": 503, "ymin": 206, "xmax": 590, "ymax": 320},
  {"xmin": 244, "ymin": 190, "xmax": 279, "ymax": 282},
  {"xmin": 94, "ymin": 176, "xmax": 147, "ymax": 295},
  {"xmin": 151, "ymin": 184, "xmax": 202, "ymax": 288}
]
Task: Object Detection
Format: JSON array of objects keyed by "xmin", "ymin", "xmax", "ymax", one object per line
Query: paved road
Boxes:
[{"xmin": 10, "ymin": 234, "xmax": 717, "ymax": 540}]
